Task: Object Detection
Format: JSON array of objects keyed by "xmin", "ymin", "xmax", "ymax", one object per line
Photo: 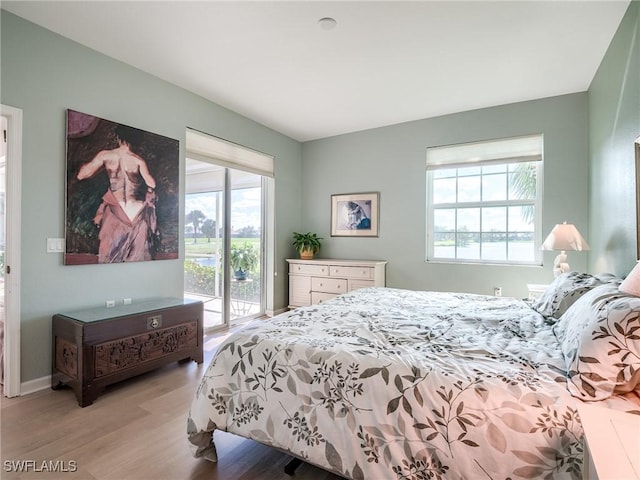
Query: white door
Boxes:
[{"xmin": 1, "ymin": 104, "xmax": 22, "ymax": 397}]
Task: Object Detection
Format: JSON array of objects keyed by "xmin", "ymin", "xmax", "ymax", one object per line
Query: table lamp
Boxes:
[{"xmin": 541, "ymin": 222, "xmax": 590, "ymax": 277}]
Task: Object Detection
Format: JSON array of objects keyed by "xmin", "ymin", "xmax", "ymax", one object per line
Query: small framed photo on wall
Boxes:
[{"xmin": 331, "ymin": 192, "xmax": 379, "ymax": 237}]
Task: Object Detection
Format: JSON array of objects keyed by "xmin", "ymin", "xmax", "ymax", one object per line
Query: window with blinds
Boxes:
[{"xmin": 426, "ymin": 134, "xmax": 543, "ymax": 265}]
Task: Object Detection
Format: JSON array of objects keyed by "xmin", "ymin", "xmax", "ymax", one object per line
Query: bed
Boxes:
[{"xmin": 187, "ymin": 273, "xmax": 640, "ymax": 479}]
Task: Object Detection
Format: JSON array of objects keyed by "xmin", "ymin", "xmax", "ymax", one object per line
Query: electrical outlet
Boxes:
[
  {"xmin": 123, "ymin": 298, "xmax": 132, "ymax": 305},
  {"xmin": 106, "ymin": 300, "xmax": 116, "ymax": 308},
  {"xmin": 494, "ymin": 287, "xmax": 502, "ymax": 297}
]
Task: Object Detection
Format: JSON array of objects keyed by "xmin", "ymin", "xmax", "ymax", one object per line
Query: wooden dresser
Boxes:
[
  {"xmin": 52, "ymin": 298, "xmax": 203, "ymax": 407},
  {"xmin": 287, "ymin": 258, "xmax": 387, "ymax": 308}
]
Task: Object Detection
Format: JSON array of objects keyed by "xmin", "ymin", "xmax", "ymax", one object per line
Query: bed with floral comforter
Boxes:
[{"xmin": 187, "ymin": 285, "xmax": 638, "ymax": 479}]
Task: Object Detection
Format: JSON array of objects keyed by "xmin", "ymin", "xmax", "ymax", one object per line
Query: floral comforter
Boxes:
[{"xmin": 187, "ymin": 287, "xmax": 632, "ymax": 479}]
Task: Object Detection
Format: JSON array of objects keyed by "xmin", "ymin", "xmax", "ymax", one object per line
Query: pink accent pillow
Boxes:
[{"xmin": 620, "ymin": 262, "xmax": 640, "ymax": 296}]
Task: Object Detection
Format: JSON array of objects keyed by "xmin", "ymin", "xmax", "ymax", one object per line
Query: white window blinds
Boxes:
[
  {"xmin": 426, "ymin": 134, "xmax": 543, "ymax": 170},
  {"xmin": 186, "ymin": 128, "xmax": 274, "ymax": 177}
]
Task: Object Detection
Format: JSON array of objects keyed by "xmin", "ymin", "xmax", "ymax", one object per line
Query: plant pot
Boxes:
[
  {"xmin": 299, "ymin": 249, "xmax": 314, "ymax": 260},
  {"xmin": 234, "ymin": 269, "xmax": 247, "ymax": 280}
]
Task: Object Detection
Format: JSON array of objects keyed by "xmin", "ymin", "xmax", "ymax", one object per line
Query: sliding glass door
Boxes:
[{"xmin": 184, "ymin": 158, "xmax": 265, "ymax": 332}]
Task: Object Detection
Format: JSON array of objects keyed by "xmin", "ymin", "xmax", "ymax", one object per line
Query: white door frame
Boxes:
[{"xmin": 2, "ymin": 104, "xmax": 22, "ymax": 397}]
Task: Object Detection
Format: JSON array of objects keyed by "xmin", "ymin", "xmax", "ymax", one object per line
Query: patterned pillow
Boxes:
[
  {"xmin": 554, "ymin": 283, "xmax": 640, "ymax": 400},
  {"xmin": 532, "ymin": 271, "xmax": 618, "ymax": 321}
]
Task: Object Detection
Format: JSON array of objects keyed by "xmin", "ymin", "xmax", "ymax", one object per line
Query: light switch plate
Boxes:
[{"xmin": 47, "ymin": 237, "xmax": 65, "ymax": 253}]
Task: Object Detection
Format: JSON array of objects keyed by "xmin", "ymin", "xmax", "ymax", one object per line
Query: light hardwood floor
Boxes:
[{"xmin": 1, "ymin": 330, "xmax": 343, "ymax": 480}]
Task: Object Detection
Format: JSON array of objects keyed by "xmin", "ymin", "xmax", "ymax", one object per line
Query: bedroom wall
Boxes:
[
  {"xmin": 301, "ymin": 93, "xmax": 590, "ymax": 298},
  {"xmin": 588, "ymin": 1, "xmax": 640, "ymax": 277},
  {"xmin": 0, "ymin": 11, "xmax": 302, "ymax": 383}
]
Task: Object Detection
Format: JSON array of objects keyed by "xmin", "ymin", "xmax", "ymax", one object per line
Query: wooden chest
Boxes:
[{"xmin": 52, "ymin": 298, "xmax": 203, "ymax": 407}]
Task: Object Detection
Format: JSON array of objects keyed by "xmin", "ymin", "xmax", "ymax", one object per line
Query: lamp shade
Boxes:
[
  {"xmin": 541, "ymin": 222, "xmax": 590, "ymax": 251},
  {"xmin": 620, "ymin": 261, "xmax": 640, "ymax": 296}
]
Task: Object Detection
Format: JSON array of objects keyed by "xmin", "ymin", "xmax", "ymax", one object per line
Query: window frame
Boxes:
[{"xmin": 426, "ymin": 135, "xmax": 543, "ymax": 266}]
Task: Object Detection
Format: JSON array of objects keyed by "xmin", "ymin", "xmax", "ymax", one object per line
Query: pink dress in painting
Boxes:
[{"xmin": 94, "ymin": 189, "xmax": 157, "ymax": 263}]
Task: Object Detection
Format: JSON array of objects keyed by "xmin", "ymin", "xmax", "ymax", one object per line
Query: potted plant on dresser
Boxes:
[{"xmin": 292, "ymin": 232, "xmax": 323, "ymax": 260}]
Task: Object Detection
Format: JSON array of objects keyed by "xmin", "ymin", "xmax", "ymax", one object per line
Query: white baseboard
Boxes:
[{"xmin": 20, "ymin": 375, "xmax": 51, "ymax": 396}]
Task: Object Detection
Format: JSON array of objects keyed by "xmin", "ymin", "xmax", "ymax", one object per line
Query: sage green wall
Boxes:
[
  {"xmin": 588, "ymin": 1, "xmax": 640, "ymax": 276},
  {"xmin": 4, "ymin": 3, "xmax": 635, "ymax": 385},
  {"xmin": 0, "ymin": 11, "xmax": 302, "ymax": 383},
  {"xmin": 302, "ymin": 93, "xmax": 590, "ymax": 298}
]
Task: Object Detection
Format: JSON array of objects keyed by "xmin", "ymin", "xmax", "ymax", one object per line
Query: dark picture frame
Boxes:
[
  {"xmin": 331, "ymin": 192, "xmax": 379, "ymax": 237},
  {"xmin": 65, "ymin": 109, "xmax": 179, "ymax": 264}
]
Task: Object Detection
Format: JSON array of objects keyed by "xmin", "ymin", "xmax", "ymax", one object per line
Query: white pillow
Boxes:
[{"xmin": 554, "ymin": 283, "xmax": 640, "ymax": 400}]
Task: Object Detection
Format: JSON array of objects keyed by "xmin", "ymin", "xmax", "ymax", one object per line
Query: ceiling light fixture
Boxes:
[{"xmin": 318, "ymin": 17, "xmax": 337, "ymax": 31}]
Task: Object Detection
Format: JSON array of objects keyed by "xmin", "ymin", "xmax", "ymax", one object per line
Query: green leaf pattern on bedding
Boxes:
[{"xmin": 187, "ymin": 287, "xmax": 635, "ymax": 479}]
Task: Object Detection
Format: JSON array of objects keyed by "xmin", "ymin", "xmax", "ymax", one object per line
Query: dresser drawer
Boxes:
[
  {"xmin": 311, "ymin": 292, "xmax": 337, "ymax": 304},
  {"xmin": 312, "ymin": 276, "xmax": 347, "ymax": 294},
  {"xmin": 289, "ymin": 275, "xmax": 312, "ymax": 307},
  {"xmin": 349, "ymin": 280, "xmax": 375, "ymax": 291},
  {"xmin": 330, "ymin": 265, "xmax": 373, "ymax": 280},
  {"xmin": 290, "ymin": 263, "xmax": 329, "ymax": 276}
]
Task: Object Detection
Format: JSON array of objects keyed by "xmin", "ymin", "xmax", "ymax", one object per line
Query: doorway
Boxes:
[
  {"xmin": 184, "ymin": 158, "xmax": 266, "ymax": 332},
  {"xmin": 1, "ymin": 104, "xmax": 22, "ymax": 398},
  {"xmin": 1, "ymin": 115, "xmax": 6, "ymax": 389}
]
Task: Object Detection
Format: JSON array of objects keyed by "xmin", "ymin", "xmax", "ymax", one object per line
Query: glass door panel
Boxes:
[
  {"xmin": 184, "ymin": 160, "xmax": 265, "ymax": 333},
  {"xmin": 184, "ymin": 160, "xmax": 226, "ymax": 332},
  {"xmin": 229, "ymin": 169, "xmax": 263, "ymax": 323}
]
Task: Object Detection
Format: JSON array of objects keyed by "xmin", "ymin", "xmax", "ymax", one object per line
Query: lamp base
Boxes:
[{"xmin": 552, "ymin": 251, "xmax": 569, "ymax": 278}]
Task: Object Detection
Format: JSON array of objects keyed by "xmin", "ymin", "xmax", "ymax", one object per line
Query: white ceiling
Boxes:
[{"xmin": 2, "ymin": 1, "xmax": 630, "ymax": 142}]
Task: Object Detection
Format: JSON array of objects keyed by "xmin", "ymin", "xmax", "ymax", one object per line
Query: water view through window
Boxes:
[{"xmin": 429, "ymin": 161, "xmax": 541, "ymax": 264}]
